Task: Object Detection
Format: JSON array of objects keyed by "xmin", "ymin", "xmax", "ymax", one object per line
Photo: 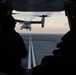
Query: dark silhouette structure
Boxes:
[
  {"xmin": 32, "ymin": 0, "xmax": 76, "ymax": 75},
  {"xmin": 32, "ymin": 30, "xmax": 76, "ymax": 75},
  {"xmin": 0, "ymin": 2, "xmax": 28, "ymax": 75},
  {"xmin": 40, "ymin": 56, "xmax": 52, "ymax": 64}
]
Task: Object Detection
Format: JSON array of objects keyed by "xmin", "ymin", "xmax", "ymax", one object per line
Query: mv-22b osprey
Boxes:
[{"xmin": 15, "ymin": 14, "xmax": 49, "ymax": 31}]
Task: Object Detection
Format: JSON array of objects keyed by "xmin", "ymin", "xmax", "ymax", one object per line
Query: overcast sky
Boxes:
[{"xmin": 12, "ymin": 10, "xmax": 70, "ymax": 34}]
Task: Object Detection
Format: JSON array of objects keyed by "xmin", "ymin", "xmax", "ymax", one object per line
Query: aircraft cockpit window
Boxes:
[{"xmin": 12, "ymin": 11, "xmax": 69, "ymax": 69}]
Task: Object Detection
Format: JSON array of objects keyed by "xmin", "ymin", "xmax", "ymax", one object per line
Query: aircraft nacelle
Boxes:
[{"xmin": 41, "ymin": 17, "xmax": 45, "ymax": 28}]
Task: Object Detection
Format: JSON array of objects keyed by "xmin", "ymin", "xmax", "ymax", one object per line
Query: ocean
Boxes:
[{"xmin": 20, "ymin": 33, "xmax": 64, "ymax": 69}]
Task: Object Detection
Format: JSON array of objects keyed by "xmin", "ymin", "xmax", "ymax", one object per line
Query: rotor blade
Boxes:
[
  {"xmin": 33, "ymin": 14, "xmax": 50, "ymax": 17},
  {"xmin": 38, "ymin": 15, "xmax": 49, "ymax": 17}
]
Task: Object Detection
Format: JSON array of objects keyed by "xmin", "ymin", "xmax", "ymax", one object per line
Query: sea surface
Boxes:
[{"xmin": 20, "ymin": 33, "xmax": 64, "ymax": 69}]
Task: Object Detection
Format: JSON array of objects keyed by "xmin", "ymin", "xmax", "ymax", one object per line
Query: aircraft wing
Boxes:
[{"xmin": 6, "ymin": 0, "xmax": 64, "ymax": 11}]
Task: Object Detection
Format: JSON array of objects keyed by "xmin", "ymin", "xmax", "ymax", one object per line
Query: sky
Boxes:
[{"xmin": 12, "ymin": 10, "xmax": 70, "ymax": 34}]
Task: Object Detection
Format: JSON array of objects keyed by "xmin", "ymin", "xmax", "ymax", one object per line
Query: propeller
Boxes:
[{"xmin": 33, "ymin": 14, "xmax": 50, "ymax": 17}]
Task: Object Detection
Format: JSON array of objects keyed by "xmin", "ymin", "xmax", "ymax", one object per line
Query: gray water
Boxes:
[{"xmin": 20, "ymin": 33, "xmax": 63, "ymax": 69}]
